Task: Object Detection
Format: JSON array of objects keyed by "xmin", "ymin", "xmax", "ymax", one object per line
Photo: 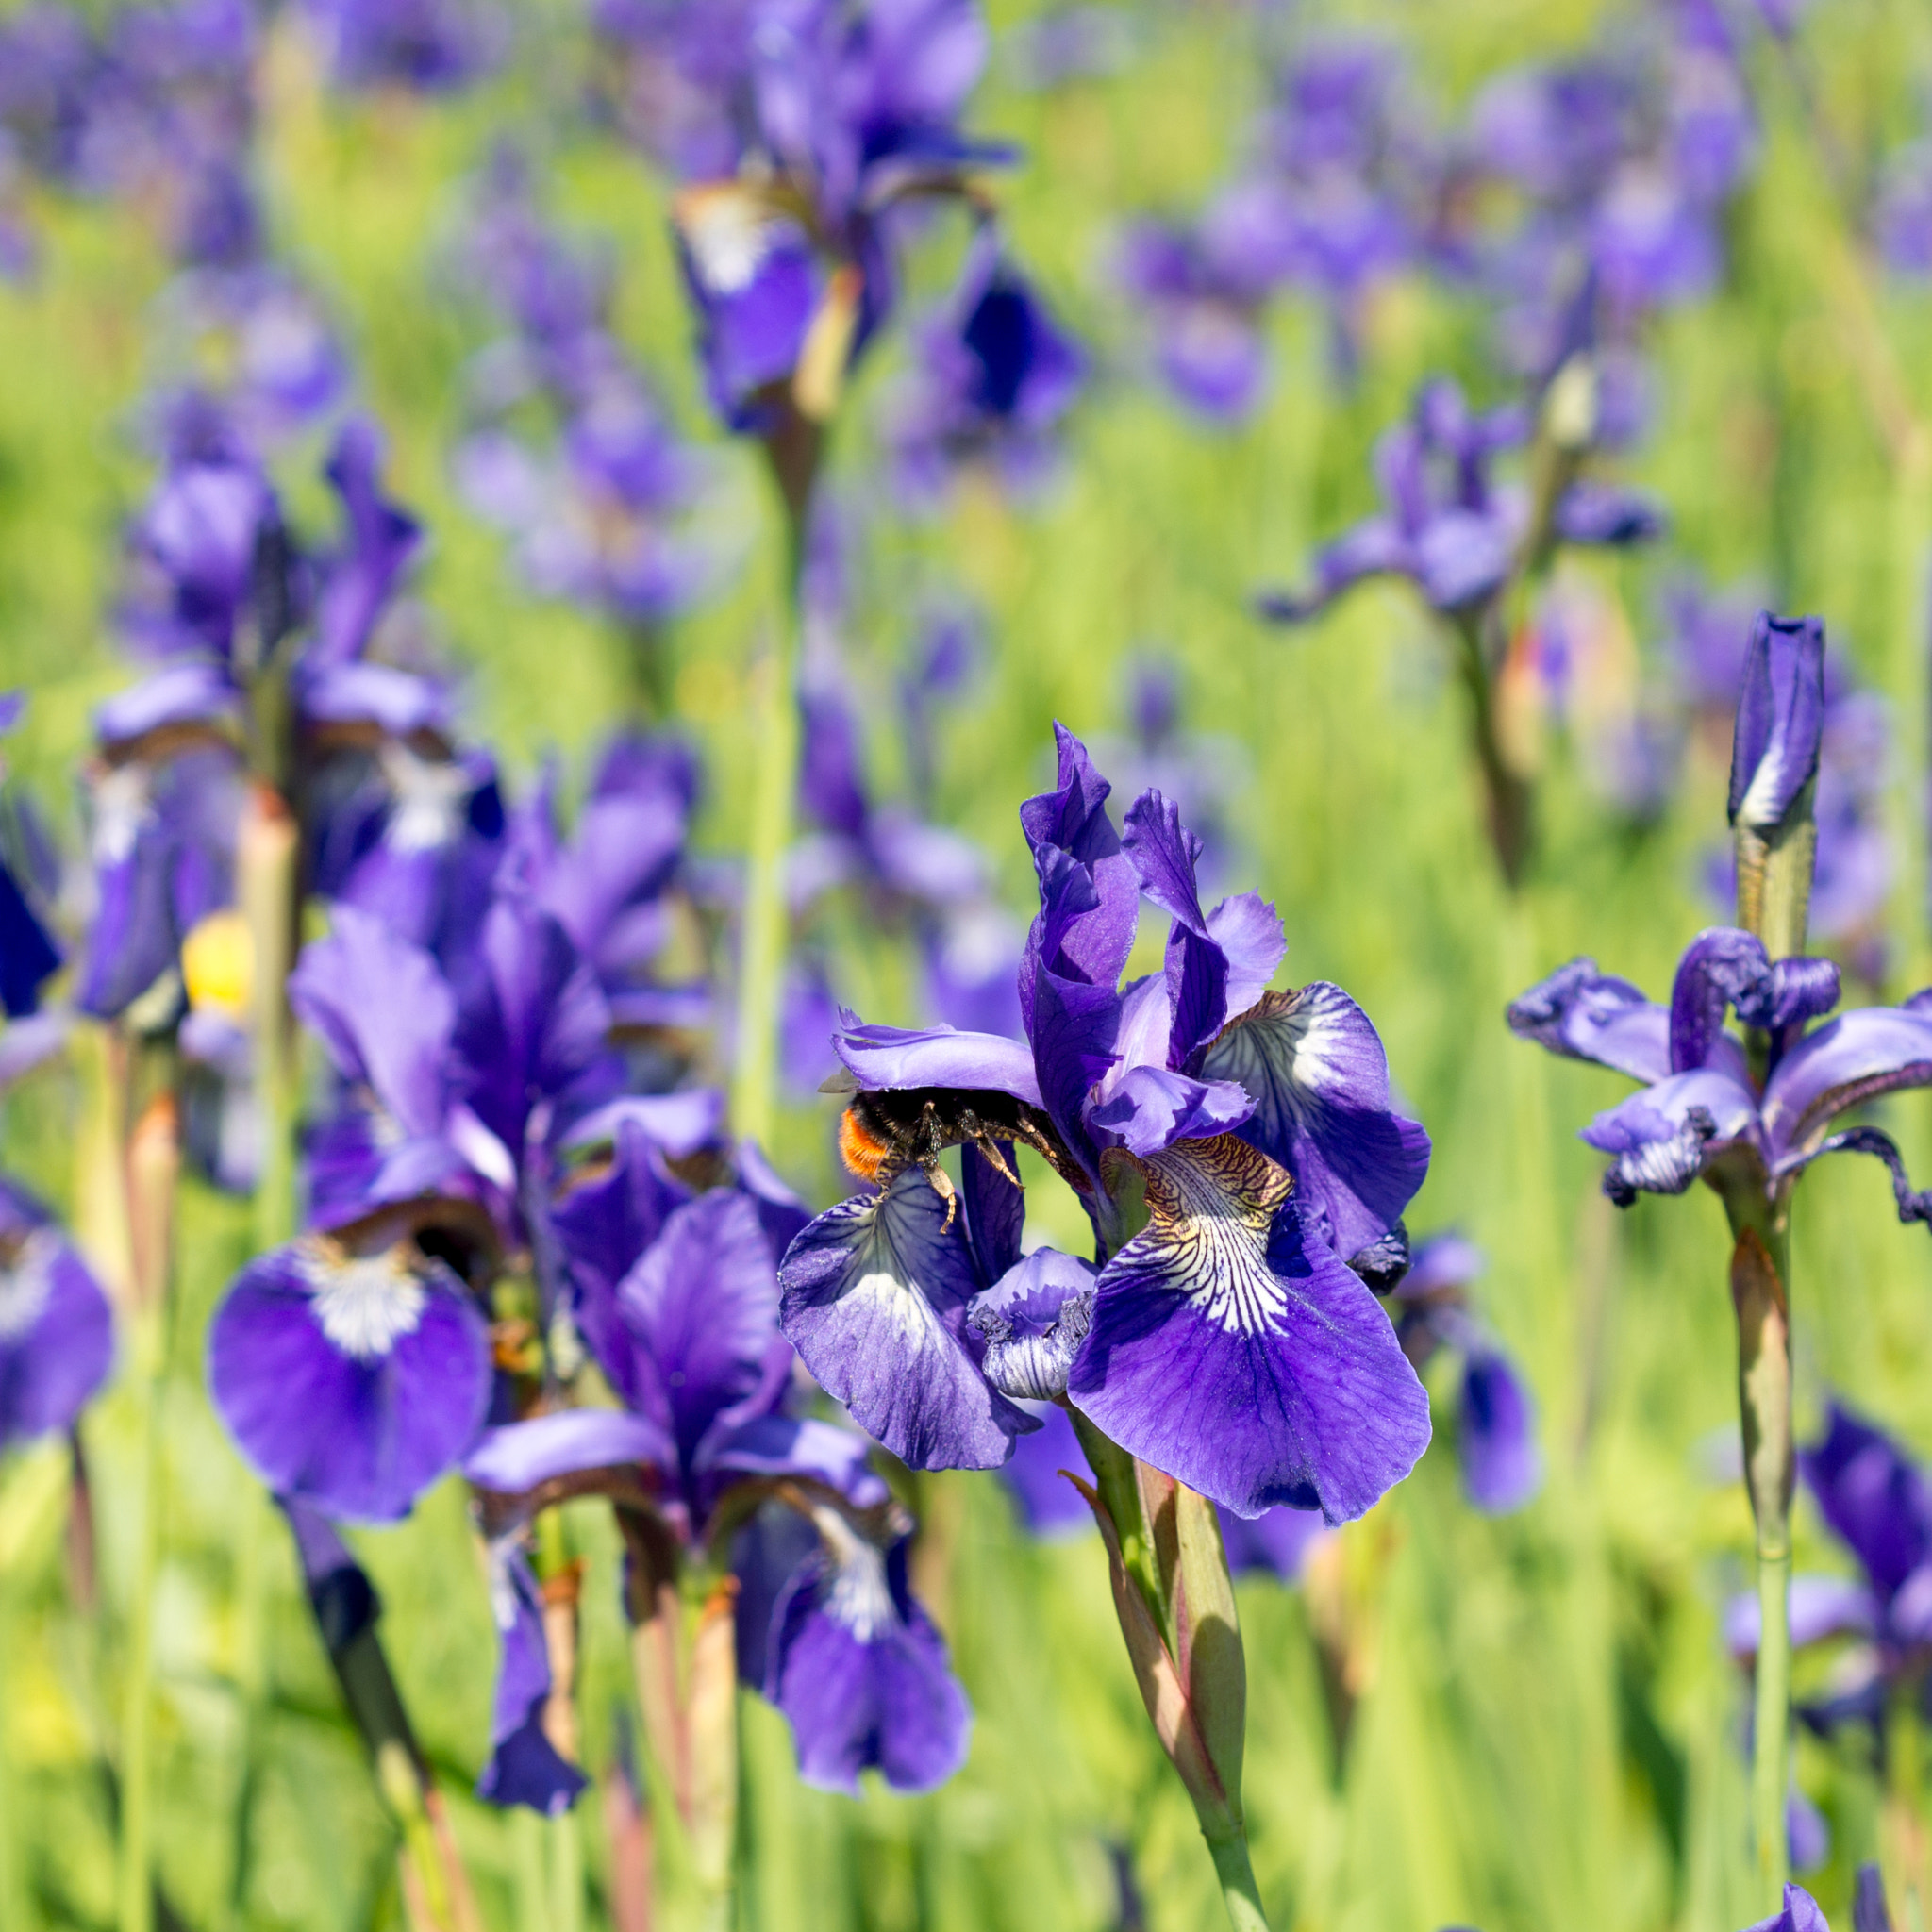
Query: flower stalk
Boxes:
[
  {"xmin": 729, "ymin": 408, "xmax": 823, "ymax": 1151},
  {"xmin": 116, "ymin": 1081, "xmax": 178, "ymax": 1932}
]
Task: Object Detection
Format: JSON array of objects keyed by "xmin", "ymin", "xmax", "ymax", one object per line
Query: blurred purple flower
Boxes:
[
  {"xmin": 0, "ymin": 1176, "xmax": 115, "ymax": 1453},
  {"xmin": 298, "ymin": 0, "xmax": 501, "ymax": 93},
  {"xmin": 888, "ymin": 230, "xmax": 1086, "ymax": 501}
]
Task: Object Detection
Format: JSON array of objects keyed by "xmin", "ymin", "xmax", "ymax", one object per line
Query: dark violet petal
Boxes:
[
  {"xmin": 279, "ymin": 1499, "xmax": 381, "ymax": 1651},
  {"xmin": 1087, "ymin": 1064, "xmax": 1255, "ymax": 1158},
  {"xmin": 1729, "ymin": 612, "xmax": 1827, "ymax": 832},
  {"xmin": 1856, "ymin": 1865, "xmax": 1897, "ymax": 1932},
  {"xmin": 0, "ymin": 1231, "xmax": 115, "ymax": 1448},
  {"xmin": 208, "ymin": 1240, "xmax": 491, "ymax": 1523},
  {"xmin": 1458, "ymin": 1345, "xmax": 1541, "ymax": 1514},
  {"xmin": 1579, "ymin": 1070, "xmax": 1757, "ymax": 1205},
  {"xmin": 732, "ymin": 1502, "xmax": 821, "ymax": 1690},
  {"xmin": 1122, "ymin": 791, "xmax": 1230, "ymax": 1069},
  {"xmin": 475, "ymin": 1539, "xmax": 587, "ymax": 1816},
  {"xmin": 314, "ymin": 417, "xmax": 424, "ymax": 670},
  {"xmin": 960, "ymin": 1140, "xmax": 1024, "ymax": 1289},
  {"xmin": 766, "ymin": 1524, "xmax": 971, "ymax": 1796},
  {"xmin": 1019, "ymin": 724, "xmax": 1139, "ymax": 1004},
  {"xmin": 1067, "ymin": 1135, "xmax": 1431, "ymax": 1523},
  {"xmin": 1199, "ymin": 984, "xmax": 1429, "ymax": 1260},
  {"xmin": 1217, "ymin": 1501, "xmax": 1329, "ymax": 1581},
  {"xmin": 831, "ymin": 1020, "xmax": 1043, "ymax": 1109},
  {"xmin": 965, "ymin": 1248, "xmax": 1097, "ymax": 1402},
  {"xmin": 1668, "ymin": 928, "xmax": 1770, "ymax": 1074},
  {"xmin": 289, "ymin": 906, "xmax": 455, "ymax": 1139},
  {"xmin": 1800, "ymin": 1402, "xmax": 1932, "ymax": 1603},
  {"xmin": 1257, "ymin": 516, "xmax": 1410, "ymax": 625},
  {"xmin": 618, "ymin": 1190, "xmax": 789, "ymax": 1475},
  {"xmin": 997, "ymin": 1401, "xmax": 1092, "ymax": 1537},
  {"xmin": 1413, "ymin": 508, "xmax": 1511, "ymax": 612},
  {"xmin": 0, "ymin": 858, "xmax": 60, "ymax": 1019},
  {"xmin": 299, "ymin": 662, "xmax": 449, "ymax": 738},
  {"xmin": 777, "ymin": 1175, "xmax": 1034, "ymax": 1472},
  {"xmin": 1506, "ymin": 958, "xmax": 1671, "ymax": 1083},
  {"xmin": 1207, "ymin": 894, "xmax": 1287, "ymax": 1018},
  {"xmin": 1802, "ymin": 1127, "xmax": 1932, "ymax": 1235},
  {"xmin": 1788, "ymin": 1790, "xmax": 1830, "ymax": 1876},
  {"xmin": 535, "ymin": 789, "xmax": 687, "ymax": 965},
  {"xmin": 1760, "ymin": 1006, "xmax": 1932, "ymax": 1168}
]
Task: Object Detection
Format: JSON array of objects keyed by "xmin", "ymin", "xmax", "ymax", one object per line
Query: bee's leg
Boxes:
[
  {"xmin": 920, "ymin": 1152, "xmax": 958, "ymax": 1232},
  {"xmin": 968, "ymin": 1131, "xmax": 1023, "ymax": 1191}
]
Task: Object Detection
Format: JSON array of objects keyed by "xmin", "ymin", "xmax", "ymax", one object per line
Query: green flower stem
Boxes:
[
  {"xmin": 728, "ymin": 414, "xmax": 821, "ymax": 1152},
  {"xmin": 549, "ymin": 1811, "xmax": 583, "ymax": 1932},
  {"xmin": 116, "ymin": 1080, "xmax": 178, "ymax": 1932},
  {"xmin": 1450, "ymin": 612, "xmax": 1532, "ymax": 891},
  {"xmin": 1208, "ymin": 1830, "xmax": 1272, "ymax": 1932},
  {"xmin": 0, "ymin": 1560, "xmax": 34, "ymax": 1931},
  {"xmin": 115, "ymin": 1309, "xmax": 164, "ymax": 1932},
  {"xmin": 1721, "ymin": 1188, "xmax": 1795, "ymax": 1905}
]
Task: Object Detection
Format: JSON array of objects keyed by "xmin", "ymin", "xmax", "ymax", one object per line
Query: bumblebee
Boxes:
[{"xmin": 824, "ymin": 1076, "xmax": 1088, "ymax": 1229}]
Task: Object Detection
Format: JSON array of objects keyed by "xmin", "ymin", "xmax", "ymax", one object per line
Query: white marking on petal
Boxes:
[
  {"xmin": 1139, "ymin": 1136, "xmax": 1293, "ymax": 1339},
  {"xmin": 379, "ymin": 742, "xmax": 471, "ymax": 856},
  {"xmin": 300, "ymin": 1241, "xmax": 428, "ymax": 1361},
  {"xmin": 683, "ymin": 193, "xmax": 782, "ymax": 295},
  {"xmin": 809, "ymin": 1507, "xmax": 897, "ymax": 1643},
  {"xmin": 92, "ymin": 764, "xmax": 155, "ymax": 866},
  {"xmin": 0, "ymin": 1231, "xmax": 58, "ymax": 1342}
]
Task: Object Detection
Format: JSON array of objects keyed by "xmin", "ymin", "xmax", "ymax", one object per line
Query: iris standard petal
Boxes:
[
  {"xmin": 289, "ymin": 905, "xmax": 456, "ymax": 1140},
  {"xmin": 475, "ymin": 1540, "xmax": 588, "ymax": 1816},
  {"xmin": 1067, "ymin": 1134, "xmax": 1431, "ymax": 1523},
  {"xmin": 617, "ymin": 1189, "xmax": 790, "ymax": 1474},
  {"xmin": 1121, "ymin": 790, "xmax": 1229, "ymax": 1069},
  {"xmin": 765, "ymin": 1524, "xmax": 971, "ymax": 1796},
  {"xmin": 1206, "ymin": 893, "xmax": 1287, "ymax": 1019},
  {"xmin": 1198, "ymin": 983, "xmax": 1430, "ymax": 1261},
  {"xmin": 777, "ymin": 1172, "xmax": 1036, "ymax": 1470},
  {"xmin": 208, "ymin": 1240, "xmax": 491, "ymax": 1523},
  {"xmin": 1759, "ymin": 1006, "xmax": 1932, "ymax": 1169},
  {"xmin": 830, "ymin": 1020, "xmax": 1044, "ymax": 1108},
  {"xmin": 1745, "ymin": 1883, "xmax": 1831, "ymax": 1932}
]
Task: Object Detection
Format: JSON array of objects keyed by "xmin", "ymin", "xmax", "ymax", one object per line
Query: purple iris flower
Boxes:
[
  {"xmin": 0, "ymin": 1176, "xmax": 115, "ymax": 1453},
  {"xmin": 464, "ymin": 1123, "xmax": 969, "ymax": 1802},
  {"xmin": 1507, "ymin": 920, "xmax": 1932, "ymax": 1225},
  {"xmin": 0, "ymin": 695, "xmax": 61, "ymax": 1018},
  {"xmin": 888, "ymin": 229, "xmax": 1087, "ymax": 501},
  {"xmin": 1390, "ymin": 1234, "xmax": 1542, "ymax": 1515},
  {"xmin": 1258, "ymin": 377, "xmax": 1661, "ymax": 624},
  {"xmin": 75, "ymin": 741, "xmax": 241, "ymax": 1022},
  {"xmin": 207, "ymin": 1216, "xmax": 493, "ymax": 1523},
  {"xmin": 1114, "ymin": 198, "xmax": 1282, "ymax": 423},
  {"xmin": 1726, "ymin": 1404, "xmax": 1932, "ymax": 1742},
  {"xmin": 779, "ymin": 725, "xmax": 1433, "ymax": 1523},
  {"xmin": 1875, "ymin": 141, "xmax": 1932, "ymax": 278},
  {"xmin": 476, "ymin": 1536, "xmax": 587, "ymax": 1813},
  {"xmin": 298, "ymin": 0, "xmax": 500, "ymax": 92},
  {"xmin": 451, "ymin": 154, "xmax": 724, "ymax": 628},
  {"xmin": 660, "ymin": 0, "xmax": 1011, "ymax": 430}
]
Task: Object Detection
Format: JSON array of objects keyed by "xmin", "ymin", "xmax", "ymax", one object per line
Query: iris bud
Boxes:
[{"xmin": 1728, "ymin": 611, "xmax": 1825, "ymax": 961}]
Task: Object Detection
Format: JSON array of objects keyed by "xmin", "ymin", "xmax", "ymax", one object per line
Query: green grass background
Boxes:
[{"xmin": 7, "ymin": 0, "xmax": 1932, "ymax": 1926}]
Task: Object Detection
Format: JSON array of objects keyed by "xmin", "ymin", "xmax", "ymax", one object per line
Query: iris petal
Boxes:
[
  {"xmin": 778, "ymin": 1172, "xmax": 1036, "ymax": 1470},
  {"xmin": 1198, "ymin": 983, "xmax": 1429, "ymax": 1259},
  {"xmin": 1067, "ymin": 1134, "xmax": 1430, "ymax": 1523}
]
